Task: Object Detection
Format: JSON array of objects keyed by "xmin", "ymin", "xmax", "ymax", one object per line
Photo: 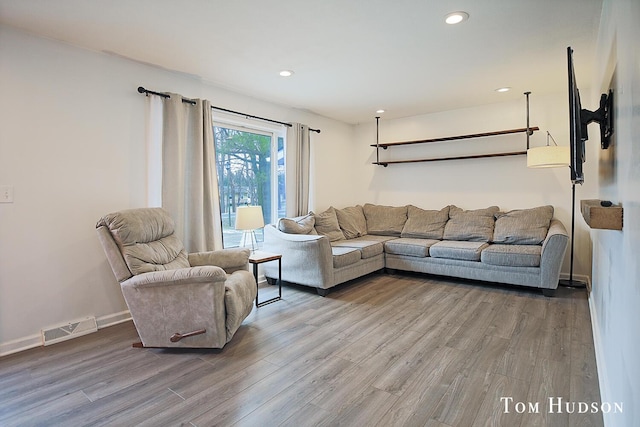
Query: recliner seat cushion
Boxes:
[
  {"xmin": 481, "ymin": 244, "xmax": 542, "ymax": 267},
  {"xmin": 430, "ymin": 241, "xmax": 489, "ymax": 261}
]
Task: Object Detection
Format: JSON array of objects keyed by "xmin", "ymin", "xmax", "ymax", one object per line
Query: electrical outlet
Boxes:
[{"xmin": 0, "ymin": 186, "xmax": 14, "ymax": 203}]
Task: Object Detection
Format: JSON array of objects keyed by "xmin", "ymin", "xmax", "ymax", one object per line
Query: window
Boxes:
[{"xmin": 214, "ymin": 120, "xmax": 285, "ymax": 248}]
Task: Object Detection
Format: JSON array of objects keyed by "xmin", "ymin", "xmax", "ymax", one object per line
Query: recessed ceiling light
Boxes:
[
  {"xmin": 495, "ymin": 87, "xmax": 511, "ymax": 93},
  {"xmin": 279, "ymin": 70, "xmax": 294, "ymax": 77},
  {"xmin": 376, "ymin": 109, "xmax": 385, "ymax": 114},
  {"xmin": 445, "ymin": 11, "xmax": 469, "ymax": 25}
]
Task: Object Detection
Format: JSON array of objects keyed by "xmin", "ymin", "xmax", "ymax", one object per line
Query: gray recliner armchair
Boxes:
[{"xmin": 96, "ymin": 207, "xmax": 256, "ymax": 349}]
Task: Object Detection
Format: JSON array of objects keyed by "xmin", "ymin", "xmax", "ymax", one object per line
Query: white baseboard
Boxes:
[
  {"xmin": 0, "ymin": 311, "xmax": 132, "ymax": 357},
  {"xmin": 0, "ymin": 333, "xmax": 42, "ymax": 357},
  {"xmin": 96, "ymin": 310, "xmax": 132, "ymax": 329}
]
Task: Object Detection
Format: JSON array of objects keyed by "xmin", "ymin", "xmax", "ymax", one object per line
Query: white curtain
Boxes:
[
  {"xmin": 285, "ymin": 123, "xmax": 311, "ymax": 217},
  {"xmin": 146, "ymin": 93, "xmax": 222, "ymax": 252}
]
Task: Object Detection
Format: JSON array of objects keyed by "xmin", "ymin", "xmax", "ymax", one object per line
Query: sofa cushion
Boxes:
[
  {"xmin": 384, "ymin": 238, "xmax": 439, "ymax": 258},
  {"xmin": 335, "ymin": 205, "xmax": 368, "ymax": 239},
  {"xmin": 331, "ymin": 239, "xmax": 383, "ymax": 259},
  {"xmin": 492, "ymin": 205, "xmax": 554, "ymax": 245},
  {"xmin": 363, "ymin": 204, "xmax": 408, "ymax": 236},
  {"xmin": 313, "ymin": 207, "xmax": 345, "ymax": 242},
  {"xmin": 345, "ymin": 234, "xmax": 398, "ymax": 243},
  {"xmin": 443, "ymin": 205, "xmax": 499, "ymax": 242},
  {"xmin": 401, "ymin": 205, "xmax": 450, "ymax": 239},
  {"xmin": 331, "ymin": 247, "xmax": 362, "ymax": 268},
  {"xmin": 430, "ymin": 241, "xmax": 489, "ymax": 261},
  {"xmin": 481, "ymin": 244, "xmax": 542, "ymax": 267},
  {"xmin": 277, "ymin": 213, "xmax": 316, "ymax": 235}
]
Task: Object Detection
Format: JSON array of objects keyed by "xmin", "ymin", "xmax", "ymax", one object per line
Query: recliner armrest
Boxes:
[
  {"xmin": 188, "ymin": 248, "xmax": 250, "ymax": 273},
  {"xmin": 122, "ymin": 266, "xmax": 228, "ymax": 289}
]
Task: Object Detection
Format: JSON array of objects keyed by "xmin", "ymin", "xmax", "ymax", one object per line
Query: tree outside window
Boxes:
[{"xmin": 214, "ymin": 125, "xmax": 284, "ymax": 248}]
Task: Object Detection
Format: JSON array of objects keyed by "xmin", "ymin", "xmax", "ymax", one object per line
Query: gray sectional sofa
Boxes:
[{"xmin": 262, "ymin": 203, "xmax": 569, "ymax": 297}]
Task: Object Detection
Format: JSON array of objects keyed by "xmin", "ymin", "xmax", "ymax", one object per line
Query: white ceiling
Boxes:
[{"xmin": 0, "ymin": 0, "xmax": 603, "ymax": 124}]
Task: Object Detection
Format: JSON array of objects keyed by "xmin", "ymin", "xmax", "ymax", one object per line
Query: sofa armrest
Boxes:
[
  {"xmin": 188, "ymin": 248, "xmax": 250, "ymax": 273},
  {"xmin": 539, "ymin": 219, "xmax": 569, "ymax": 289},
  {"xmin": 262, "ymin": 224, "xmax": 334, "ymax": 288}
]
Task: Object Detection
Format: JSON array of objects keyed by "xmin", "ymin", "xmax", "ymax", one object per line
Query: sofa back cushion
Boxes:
[
  {"xmin": 443, "ymin": 205, "xmax": 499, "ymax": 242},
  {"xmin": 401, "ymin": 205, "xmax": 450, "ymax": 239},
  {"xmin": 492, "ymin": 205, "xmax": 554, "ymax": 244},
  {"xmin": 278, "ymin": 213, "xmax": 316, "ymax": 235},
  {"xmin": 363, "ymin": 204, "xmax": 408, "ymax": 236},
  {"xmin": 313, "ymin": 207, "xmax": 346, "ymax": 241},
  {"xmin": 335, "ymin": 205, "xmax": 368, "ymax": 239}
]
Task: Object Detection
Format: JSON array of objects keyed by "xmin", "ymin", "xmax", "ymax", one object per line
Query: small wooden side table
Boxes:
[{"xmin": 248, "ymin": 251, "xmax": 282, "ymax": 307}]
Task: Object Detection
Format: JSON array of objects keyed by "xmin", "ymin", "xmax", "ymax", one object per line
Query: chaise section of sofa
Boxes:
[
  {"xmin": 263, "ymin": 224, "xmax": 385, "ymax": 295},
  {"xmin": 263, "ymin": 204, "xmax": 569, "ymax": 297}
]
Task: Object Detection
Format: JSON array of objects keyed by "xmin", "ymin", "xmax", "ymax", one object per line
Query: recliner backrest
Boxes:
[{"xmin": 96, "ymin": 208, "xmax": 190, "ymax": 277}]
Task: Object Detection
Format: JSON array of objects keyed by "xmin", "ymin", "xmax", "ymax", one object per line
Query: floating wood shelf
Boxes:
[
  {"xmin": 372, "ymin": 93, "xmax": 539, "ymax": 166},
  {"xmin": 580, "ymin": 199, "xmax": 623, "ymax": 230},
  {"xmin": 371, "ymin": 127, "xmax": 539, "ymax": 149},
  {"xmin": 372, "ymin": 126, "xmax": 538, "ymax": 166},
  {"xmin": 373, "ymin": 151, "xmax": 527, "ymax": 167}
]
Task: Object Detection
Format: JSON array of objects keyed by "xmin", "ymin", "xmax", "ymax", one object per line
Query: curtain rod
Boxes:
[{"xmin": 137, "ymin": 86, "xmax": 320, "ymax": 133}]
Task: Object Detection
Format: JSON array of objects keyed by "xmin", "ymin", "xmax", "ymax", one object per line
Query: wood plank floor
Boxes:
[{"xmin": 0, "ymin": 273, "xmax": 603, "ymax": 427}]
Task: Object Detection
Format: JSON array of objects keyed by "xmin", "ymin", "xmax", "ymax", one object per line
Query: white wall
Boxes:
[
  {"xmin": 589, "ymin": 0, "xmax": 640, "ymax": 426},
  {"xmin": 0, "ymin": 25, "xmax": 354, "ymax": 354},
  {"xmin": 352, "ymin": 93, "xmax": 599, "ymax": 280}
]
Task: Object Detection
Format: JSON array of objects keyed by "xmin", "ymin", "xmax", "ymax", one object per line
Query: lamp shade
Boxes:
[
  {"xmin": 527, "ymin": 146, "xmax": 570, "ymax": 168},
  {"xmin": 235, "ymin": 206, "xmax": 265, "ymax": 230}
]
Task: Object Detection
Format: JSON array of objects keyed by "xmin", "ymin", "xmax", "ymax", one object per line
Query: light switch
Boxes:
[{"xmin": 0, "ymin": 186, "xmax": 14, "ymax": 203}]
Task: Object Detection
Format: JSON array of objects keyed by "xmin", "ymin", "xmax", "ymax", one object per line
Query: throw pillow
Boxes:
[
  {"xmin": 401, "ymin": 205, "xmax": 450, "ymax": 239},
  {"xmin": 335, "ymin": 205, "xmax": 368, "ymax": 239},
  {"xmin": 443, "ymin": 205, "xmax": 500, "ymax": 242},
  {"xmin": 493, "ymin": 205, "xmax": 554, "ymax": 244},
  {"xmin": 363, "ymin": 203, "xmax": 408, "ymax": 236},
  {"xmin": 277, "ymin": 213, "xmax": 316, "ymax": 235},
  {"xmin": 313, "ymin": 207, "xmax": 345, "ymax": 241}
]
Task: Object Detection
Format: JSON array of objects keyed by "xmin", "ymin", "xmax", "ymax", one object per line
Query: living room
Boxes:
[{"xmin": 0, "ymin": 0, "xmax": 638, "ymax": 426}]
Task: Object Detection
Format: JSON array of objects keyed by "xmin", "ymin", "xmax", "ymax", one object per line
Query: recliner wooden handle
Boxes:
[{"xmin": 170, "ymin": 328, "xmax": 206, "ymax": 342}]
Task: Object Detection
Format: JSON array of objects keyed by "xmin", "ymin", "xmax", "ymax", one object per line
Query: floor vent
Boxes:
[{"xmin": 41, "ymin": 316, "xmax": 98, "ymax": 346}]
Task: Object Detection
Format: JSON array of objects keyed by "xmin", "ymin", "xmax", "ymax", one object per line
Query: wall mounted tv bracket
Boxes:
[{"xmin": 582, "ymin": 89, "xmax": 614, "ymax": 149}]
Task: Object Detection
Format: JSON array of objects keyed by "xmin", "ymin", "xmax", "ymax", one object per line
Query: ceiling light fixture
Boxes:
[
  {"xmin": 279, "ymin": 70, "xmax": 294, "ymax": 77},
  {"xmin": 445, "ymin": 11, "xmax": 469, "ymax": 25},
  {"xmin": 496, "ymin": 87, "xmax": 511, "ymax": 93},
  {"xmin": 376, "ymin": 109, "xmax": 385, "ymax": 114}
]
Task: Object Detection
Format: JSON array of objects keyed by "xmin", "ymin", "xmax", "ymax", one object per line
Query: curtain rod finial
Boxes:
[{"xmin": 137, "ymin": 86, "xmax": 147, "ymax": 94}]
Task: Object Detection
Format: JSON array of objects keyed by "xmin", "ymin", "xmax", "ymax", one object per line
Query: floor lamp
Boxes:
[{"xmin": 527, "ymin": 132, "xmax": 586, "ymax": 288}]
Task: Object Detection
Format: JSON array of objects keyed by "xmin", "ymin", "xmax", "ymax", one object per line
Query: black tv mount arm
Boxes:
[{"xmin": 581, "ymin": 89, "xmax": 614, "ymax": 149}]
